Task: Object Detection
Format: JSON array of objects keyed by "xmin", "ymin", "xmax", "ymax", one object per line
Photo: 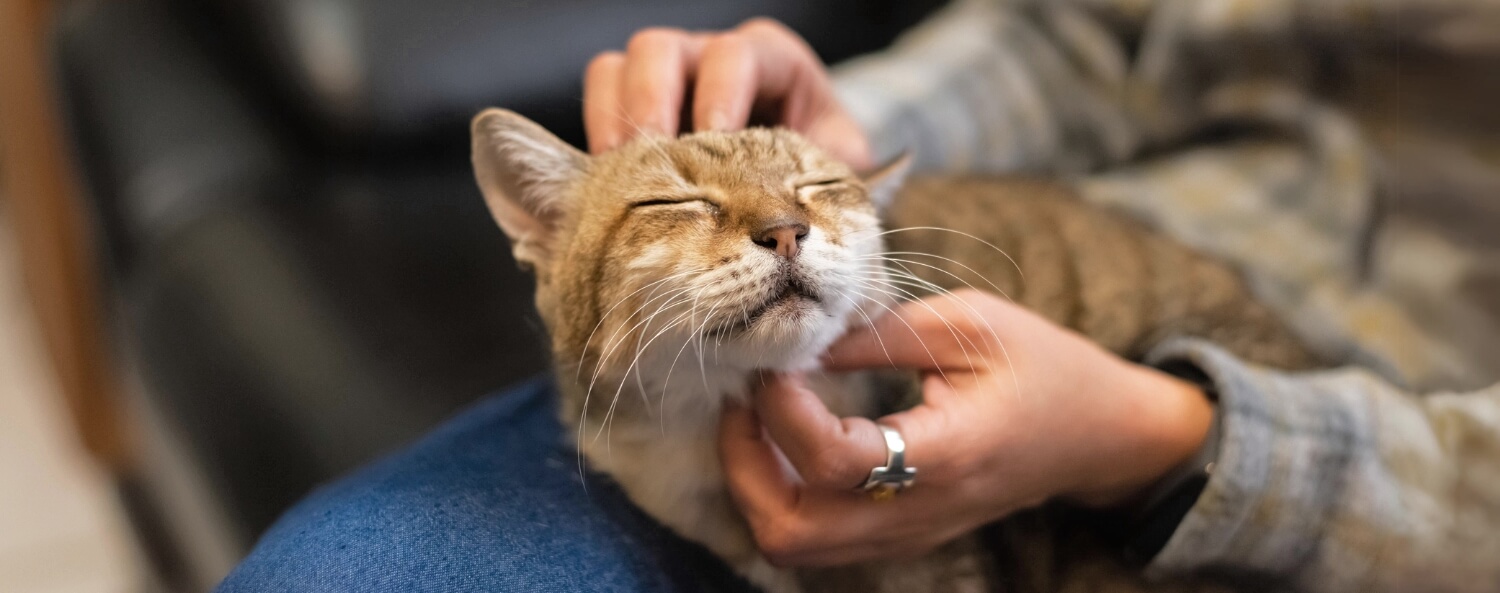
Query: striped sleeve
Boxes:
[
  {"xmin": 830, "ymin": 0, "xmax": 1140, "ymax": 175},
  {"xmin": 1145, "ymin": 339, "xmax": 1500, "ymax": 592}
]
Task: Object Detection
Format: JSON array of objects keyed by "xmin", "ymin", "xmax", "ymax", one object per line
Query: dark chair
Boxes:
[{"xmin": 51, "ymin": 0, "xmax": 941, "ymax": 588}]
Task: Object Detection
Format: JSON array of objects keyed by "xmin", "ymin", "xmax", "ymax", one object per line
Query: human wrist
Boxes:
[{"xmin": 1065, "ymin": 363, "xmax": 1214, "ymax": 509}]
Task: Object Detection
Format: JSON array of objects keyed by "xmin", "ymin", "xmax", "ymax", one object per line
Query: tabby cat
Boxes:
[{"xmin": 469, "ymin": 108, "xmax": 1312, "ymax": 593}]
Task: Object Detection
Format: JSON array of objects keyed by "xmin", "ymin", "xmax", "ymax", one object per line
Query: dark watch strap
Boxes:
[{"xmin": 1118, "ymin": 365, "xmax": 1222, "ymax": 566}]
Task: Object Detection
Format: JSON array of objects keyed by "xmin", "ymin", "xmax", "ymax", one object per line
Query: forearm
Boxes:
[{"xmin": 1145, "ymin": 339, "xmax": 1500, "ymax": 592}]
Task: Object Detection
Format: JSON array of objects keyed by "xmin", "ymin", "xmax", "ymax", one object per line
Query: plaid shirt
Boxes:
[{"xmin": 832, "ymin": 0, "xmax": 1500, "ymax": 590}]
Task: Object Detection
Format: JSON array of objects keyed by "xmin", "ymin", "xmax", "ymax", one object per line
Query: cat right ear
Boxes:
[
  {"xmin": 862, "ymin": 152, "xmax": 912, "ymax": 211},
  {"xmin": 471, "ymin": 108, "xmax": 589, "ymax": 269}
]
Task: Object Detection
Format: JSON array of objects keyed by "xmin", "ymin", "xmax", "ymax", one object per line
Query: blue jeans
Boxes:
[{"xmin": 215, "ymin": 377, "xmax": 759, "ymax": 593}]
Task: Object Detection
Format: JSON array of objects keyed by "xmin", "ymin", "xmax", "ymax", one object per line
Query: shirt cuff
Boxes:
[{"xmin": 1140, "ymin": 338, "xmax": 1372, "ymax": 583}]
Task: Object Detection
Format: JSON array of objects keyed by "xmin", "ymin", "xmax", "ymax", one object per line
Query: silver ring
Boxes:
[{"xmin": 858, "ymin": 425, "xmax": 917, "ymax": 501}]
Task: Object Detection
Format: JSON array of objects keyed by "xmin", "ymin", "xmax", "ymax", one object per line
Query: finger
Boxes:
[
  {"xmin": 761, "ymin": 508, "xmax": 965, "ymax": 567},
  {"xmin": 751, "ymin": 373, "xmax": 888, "ymax": 490},
  {"xmin": 722, "ymin": 396, "xmax": 943, "ymax": 565},
  {"xmin": 720, "ymin": 401, "xmax": 886, "ymax": 565},
  {"xmin": 796, "ymin": 526, "xmax": 973, "ymax": 567},
  {"xmin": 584, "ymin": 51, "xmax": 627, "ymax": 153},
  {"xmin": 719, "ymin": 401, "xmax": 798, "ymax": 518},
  {"xmin": 692, "ymin": 32, "xmax": 757, "ymax": 132},
  {"xmin": 736, "ymin": 20, "xmax": 818, "ymax": 122},
  {"xmin": 735, "ymin": 19, "xmax": 873, "ymax": 167},
  {"xmin": 720, "ymin": 403, "xmax": 980, "ymax": 566},
  {"xmin": 686, "ymin": 18, "xmax": 827, "ymax": 134},
  {"xmin": 750, "ymin": 482, "xmax": 973, "ymax": 566},
  {"xmin": 803, "ymin": 111, "xmax": 874, "ymax": 171},
  {"xmin": 732, "ymin": 19, "xmax": 835, "ymax": 131},
  {"xmin": 622, "ymin": 28, "xmax": 706, "ymax": 139},
  {"xmin": 693, "ymin": 19, "xmax": 871, "ymax": 166},
  {"xmin": 821, "ymin": 293, "xmax": 1002, "ymax": 371}
]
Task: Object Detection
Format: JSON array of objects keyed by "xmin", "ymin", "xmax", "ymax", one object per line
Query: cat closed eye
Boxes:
[
  {"xmin": 797, "ymin": 180, "xmax": 853, "ymax": 200},
  {"xmin": 631, "ymin": 198, "xmax": 709, "ymax": 208}
]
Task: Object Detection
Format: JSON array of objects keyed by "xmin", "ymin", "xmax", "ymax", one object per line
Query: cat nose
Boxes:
[{"xmin": 752, "ymin": 222, "xmax": 810, "ymax": 260}]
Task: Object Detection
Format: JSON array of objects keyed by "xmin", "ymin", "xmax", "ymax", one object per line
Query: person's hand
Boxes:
[
  {"xmin": 583, "ymin": 19, "xmax": 872, "ymax": 169},
  {"xmin": 718, "ymin": 289, "xmax": 1213, "ymax": 566}
]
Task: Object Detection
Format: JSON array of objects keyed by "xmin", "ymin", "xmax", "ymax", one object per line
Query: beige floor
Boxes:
[{"xmin": 0, "ymin": 205, "xmax": 146, "ymax": 592}]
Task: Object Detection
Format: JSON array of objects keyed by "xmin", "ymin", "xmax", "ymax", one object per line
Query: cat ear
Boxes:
[
  {"xmin": 471, "ymin": 108, "xmax": 589, "ymax": 268},
  {"xmin": 862, "ymin": 153, "xmax": 912, "ymax": 210}
]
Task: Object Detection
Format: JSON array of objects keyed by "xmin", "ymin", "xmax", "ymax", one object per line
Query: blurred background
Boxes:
[{"xmin": 0, "ymin": 0, "xmax": 941, "ymax": 591}]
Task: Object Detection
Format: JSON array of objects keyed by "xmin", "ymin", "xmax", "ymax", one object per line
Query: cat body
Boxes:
[
  {"xmin": 470, "ymin": 109, "xmax": 1310, "ymax": 593},
  {"xmin": 883, "ymin": 177, "xmax": 1312, "ymax": 369}
]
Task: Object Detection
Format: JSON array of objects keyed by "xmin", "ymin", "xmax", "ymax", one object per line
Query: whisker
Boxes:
[
  {"xmin": 850, "ymin": 276, "xmax": 980, "ymax": 374},
  {"xmin": 840, "ymin": 279, "xmax": 954, "ymax": 387},
  {"xmin": 587, "ymin": 283, "xmax": 698, "ymax": 388},
  {"xmin": 595, "ymin": 302, "xmax": 697, "ymax": 447},
  {"xmin": 856, "ymin": 251, "xmax": 1015, "ymax": 303},
  {"xmin": 852, "ymin": 226, "xmax": 1024, "ymax": 286},
  {"xmin": 579, "ymin": 286, "xmax": 696, "ymax": 470},
  {"xmin": 853, "ymin": 262, "xmax": 1017, "ymax": 379},
  {"xmin": 853, "ymin": 265, "xmax": 1023, "ymax": 404},
  {"xmin": 576, "ymin": 268, "xmax": 706, "ymax": 380},
  {"xmin": 694, "ymin": 293, "xmax": 732, "ymax": 392},
  {"xmin": 659, "ymin": 286, "xmax": 727, "ymax": 432},
  {"xmin": 834, "ymin": 290, "xmax": 897, "ymax": 370},
  {"xmin": 850, "ymin": 263, "xmax": 999, "ymax": 361}
]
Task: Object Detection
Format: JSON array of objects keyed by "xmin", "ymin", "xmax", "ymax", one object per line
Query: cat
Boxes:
[{"xmin": 469, "ymin": 108, "xmax": 1313, "ymax": 593}]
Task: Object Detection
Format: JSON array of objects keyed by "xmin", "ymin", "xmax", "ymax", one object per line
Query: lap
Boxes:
[{"xmin": 215, "ymin": 378, "xmax": 755, "ymax": 593}]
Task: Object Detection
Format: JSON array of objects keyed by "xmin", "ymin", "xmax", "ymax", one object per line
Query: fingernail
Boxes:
[{"xmin": 705, "ymin": 111, "xmax": 730, "ymax": 131}]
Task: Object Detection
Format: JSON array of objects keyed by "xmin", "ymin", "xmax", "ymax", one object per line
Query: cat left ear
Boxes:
[
  {"xmin": 471, "ymin": 108, "xmax": 589, "ymax": 269},
  {"xmin": 862, "ymin": 153, "xmax": 911, "ymax": 211}
]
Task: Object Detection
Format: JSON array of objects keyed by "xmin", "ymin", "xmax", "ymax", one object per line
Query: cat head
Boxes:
[{"xmin": 471, "ymin": 109, "xmax": 906, "ymax": 390}]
